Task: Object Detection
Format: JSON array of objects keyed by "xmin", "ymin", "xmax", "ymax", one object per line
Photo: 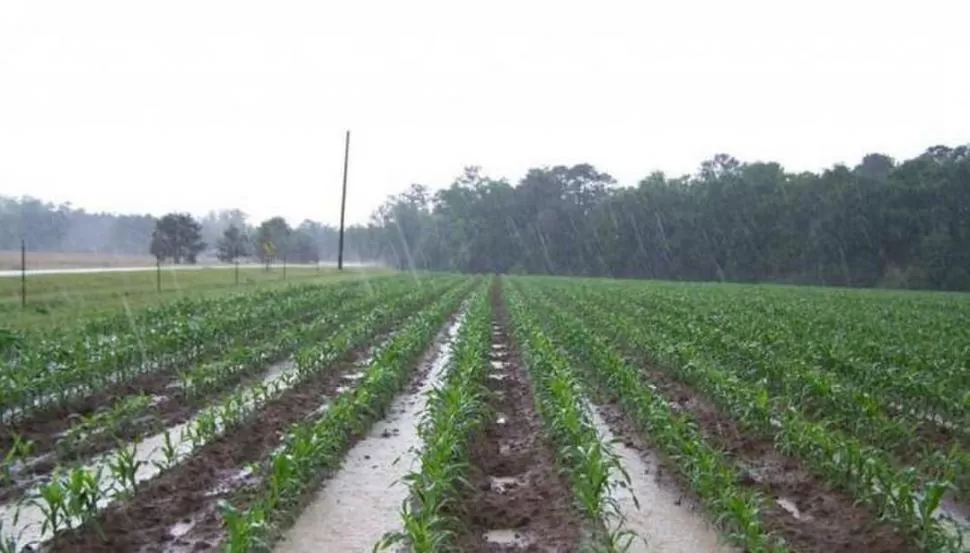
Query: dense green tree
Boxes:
[
  {"xmin": 215, "ymin": 224, "xmax": 250, "ymax": 263},
  {"xmin": 150, "ymin": 213, "xmax": 206, "ymax": 264},
  {"xmin": 255, "ymin": 217, "xmax": 292, "ymax": 268}
]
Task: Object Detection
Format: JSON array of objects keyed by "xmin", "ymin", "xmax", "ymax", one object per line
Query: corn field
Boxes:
[{"xmin": 1, "ymin": 274, "xmax": 968, "ymax": 553}]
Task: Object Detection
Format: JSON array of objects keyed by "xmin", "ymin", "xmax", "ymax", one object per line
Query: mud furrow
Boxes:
[
  {"xmin": 586, "ymin": 403, "xmax": 736, "ymax": 553},
  {"xmin": 454, "ymin": 288, "xmax": 582, "ymax": 552},
  {"xmin": 630, "ymin": 357, "xmax": 915, "ymax": 553},
  {"xmin": 45, "ymin": 331, "xmax": 398, "ymax": 553},
  {"xmin": 273, "ymin": 312, "xmax": 465, "ymax": 552}
]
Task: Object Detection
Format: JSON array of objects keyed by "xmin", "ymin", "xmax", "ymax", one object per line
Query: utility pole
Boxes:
[{"xmin": 338, "ymin": 130, "xmax": 350, "ymax": 271}]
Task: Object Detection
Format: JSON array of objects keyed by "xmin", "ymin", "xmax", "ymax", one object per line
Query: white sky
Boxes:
[{"xmin": 1, "ymin": 0, "xmax": 968, "ymax": 227}]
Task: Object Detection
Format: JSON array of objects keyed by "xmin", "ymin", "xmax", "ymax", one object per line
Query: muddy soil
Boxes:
[
  {"xmin": 453, "ymin": 286, "xmax": 584, "ymax": 552},
  {"xmin": 622, "ymin": 354, "xmax": 916, "ymax": 553},
  {"xmin": 44, "ymin": 308, "xmax": 447, "ymax": 553},
  {"xmin": 0, "ymin": 291, "xmax": 421, "ymax": 502},
  {"xmin": 0, "ymin": 354, "xmax": 298, "ymax": 503}
]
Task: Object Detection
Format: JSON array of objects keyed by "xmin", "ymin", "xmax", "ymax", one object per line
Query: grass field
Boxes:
[
  {"xmin": 0, "ymin": 265, "xmax": 386, "ymax": 330},
  {"xmin": 0, "ymin": 251, "xmax": 157, "ymax": 270},
  {"xmin": 1, "ymin": 274, "xmax": 968, "ymax": 553}
]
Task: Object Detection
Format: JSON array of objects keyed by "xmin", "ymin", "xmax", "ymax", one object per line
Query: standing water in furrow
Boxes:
[
  {"xmin": 0, "ymin": 356, "xmax": 301, "ymax": 548},
  {"xmin": 272, "ymin": 310, "xmax": 467, "ymax": 552},
  {"xmin": 585, "ymin": 405, "xmax": 736, "ymax": 553}
]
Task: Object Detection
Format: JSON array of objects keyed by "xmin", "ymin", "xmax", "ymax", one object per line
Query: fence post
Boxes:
[
  {"xmin": 235, "ymin": 260, "xmax": 239, "ymax": 285},
  {"xmin": 156, "ymin": 258, "xmax": 162, "ymax": 292},
  {"xmin": 283, "ymin": 254, "xmax": 287, "ymax": 280}
]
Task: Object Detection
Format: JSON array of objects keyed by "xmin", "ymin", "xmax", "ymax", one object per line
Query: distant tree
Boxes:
[
  {"xmin": 150, "ymin": 213, "xmax": 206, "ymax": 264},
  {"xmin": 216, "ymin": 224, "xmax": 250, "ymax": 263},
  {"xmin": 255, "ymin": 217, "xmax": 292, "ymax": 268}
]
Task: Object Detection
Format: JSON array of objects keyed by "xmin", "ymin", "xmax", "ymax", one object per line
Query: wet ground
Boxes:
[
  {"xmin": 587, "ymin": 405, "xmax": 736, "ymax": 553},
  {"xmin": 273, "ymin": 314, "xmax": 465, "ymax": 552},
  {"xmin": 453, "ymin": 288, "xmax": 585, "ymax": 552}
]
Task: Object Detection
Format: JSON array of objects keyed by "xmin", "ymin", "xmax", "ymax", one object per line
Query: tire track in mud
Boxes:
[
  {"xmin": 628, "ymin": 357, "xmax": 917, "ymax": 553},
  {"xmin": 454, "ymin": 286, "xmax": 583, "ymax": 552},
  {"xmin": 44, "ymin": 314, "xmax": 434, "ymax": 553}
]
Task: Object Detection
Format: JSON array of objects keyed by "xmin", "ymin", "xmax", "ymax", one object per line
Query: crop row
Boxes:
[
  {"xmin": 507, "ymin": 279, "xmax": 787, "ymax": 552},
  {"xmin": 590, "ymin": 280, "xmax": 969, "ymax": 435},
  {"xmin": 0, "ymin": 276, "xmax": 401, "ymax": 422},
  {"xmin": 5, "ymin": 277, "xmax": 447, "ymax": 473},
  {"xmin": 217, "ymin": 278, "xmax": 482, "ymax": 551},
  {"xmin": 583, "ymin": 281, "xmax": 970, "ymax": 496},
  {"xmin": 378, "ymin": 284, "xmax": 493, "ymax": 552},
  {"xmin": 1, "ymin": 276, "xmax": 468, "ymax": 551},
  {"xmin": 521, "ymin": 278, "xmax": 965, "ymax": 552},
  {"xmin": 502, "ymin": 283, "xmax": 636, "ymax": 552}
]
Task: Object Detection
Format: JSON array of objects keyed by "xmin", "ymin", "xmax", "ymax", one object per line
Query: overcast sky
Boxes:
[{"xmin": 1, "ymin": 0, "xmax": 967, "ymax": 227}]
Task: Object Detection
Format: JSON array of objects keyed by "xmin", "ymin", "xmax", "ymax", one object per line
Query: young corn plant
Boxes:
[
  {"xmin": 32, "ymin": 470, "xmax": 70, "ymax": 538},
  {"xmin": 1, "ymin": 433, "xmax": 34, "ymax": 486},
  {"xmin": 65, "ymin": 465, "xmax": 106, "ymax": 538},
  {"xmin": 108, "ymin": 439, "xmax": 143, "ymax": 497},
  {"xmin": 218, "ymin": 500, "xmax": 268, "ymax": 553}
]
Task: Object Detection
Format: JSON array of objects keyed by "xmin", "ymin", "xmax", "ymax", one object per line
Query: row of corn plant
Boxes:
[
  {"xmin": 174, "ymin": 277, "xmax": 421, "ymax": 401},
  {"xmin": 216, "ymin": 278, "xmax": 482, "ymax": 552},
  {"xmin": 509, "ymin": 279, "xmax": 789, "ymax": 552},
  {"xmin": 529, "ymin": 278, "xmax": 966, "ymax": 553},
  {"xmin": 0, "ymin": 279, "xmax": 419, "ymax": 491},
  {"xmin": 24, "ymin": 278, "xmax": 421, "ymax": 469},
  {"xmin": 0, "ymin": 276, "xmax": 466, "ymax": 551},
  {"xmin": 378, "ymin": 283, "xmax": 492, "ymax": 552},
  {"xmin": 575, "ymin": 278, "xmax": 970, "ymax": 441},
  {"xmin": 58, "ymin": 394, "xmax": 153, "ymax": 456},
  {"xmin": 502, "ymin": 281, "xmax": 636, "ymax": 553},
  {"xmin": 1, "ymin": 276, "xmax": 402, "ymax": 423},
  {"xmin": 584, "ymin": 280, "xmax": 970, "ymax": 498}
]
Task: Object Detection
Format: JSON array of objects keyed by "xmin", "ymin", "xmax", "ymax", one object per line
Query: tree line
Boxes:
[
  {"xmin": 4, "ymin": 142, "xmax": 968, "ymax": 290},
  {"xmin": 0, "ymin": 200, "xmax": 380, "ymax": 265},
  {"xmin": 370, "ymin": 144, "xmax": 970, "ymax": 291}
]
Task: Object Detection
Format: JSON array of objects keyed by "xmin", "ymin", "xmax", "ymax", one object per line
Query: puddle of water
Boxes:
[
  {"xmin": 489, "ymin": 475, "xmax": 523, "ymax": 494},
  {"xmin": 488, "ymin": 373, "xmax": 508, "ymax": 381},
  {"xmin": 205, "ymin": 466, "xmax": 257, "ymax": 497},
  {"xmin": 483, "ymin": 529, "xmax": 535, "ymax": 547},
  {"xmin": 931, "ymin": 496, "xmax": 970, "ymax": 544},
  {"xmin": 775, "ymin": 497, "xmax": 805, "ymax": 520},
  {"xmin": 169, "ymin": 517, "xmax": 196, "ymax": 538},
  {"xmin": 496, "ymin": 414, "xmax": 507, "ymax": 425},
  {"xmin": 274, "ymin": 317, "xmax": 465, "ymax": 553},
  {"xmin": 588, "ymin": 407, "xmax": 737, "ymax": 553},
  {"xmin": 343, "ymin": 372, "xmax": 366, "ymax": 381},
  {"xmin": 490, "ymin": 360, "xmax": 507, "ymax": 370}
]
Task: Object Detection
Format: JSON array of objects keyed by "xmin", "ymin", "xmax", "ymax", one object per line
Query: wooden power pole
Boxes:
[{"xmin": 338, "ymin": 130, "xmax": 350, "ymax": 270}]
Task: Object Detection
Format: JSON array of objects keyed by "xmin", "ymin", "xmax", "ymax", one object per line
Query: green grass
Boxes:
[{"xmin": 0, "ymin": 266, "xmax": 388, "ymax": 331}]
